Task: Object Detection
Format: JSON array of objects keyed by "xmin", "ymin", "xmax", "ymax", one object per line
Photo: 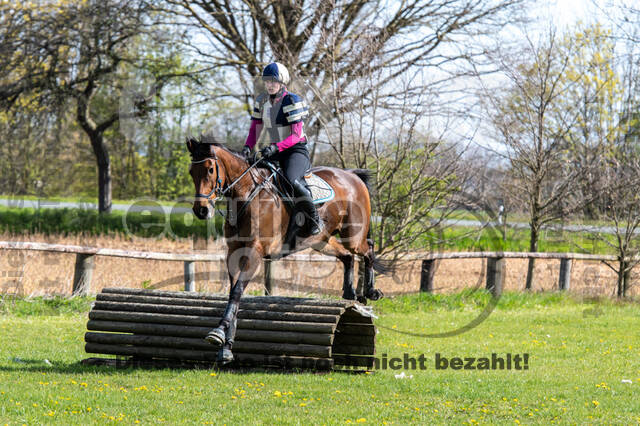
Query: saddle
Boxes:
[{"xmin": 260, "ymin": 161, "xmax": 335, "ymax": 206}]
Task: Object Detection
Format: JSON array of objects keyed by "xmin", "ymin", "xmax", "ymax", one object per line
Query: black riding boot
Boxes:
[{"xmin": 291, "ymin": 179, "xmax": 323, "ymax": 236}]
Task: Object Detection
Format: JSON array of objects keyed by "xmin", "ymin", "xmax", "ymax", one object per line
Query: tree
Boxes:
[
  {"xmin": 162, "ymin": 0, "xmax": 530, "ymax": 147},
  {"xmin": 0, "ymin": 1, "xmax": 198, "ymax": 212},
  {"xmin": 479, "ymin": 28, "xmax": 604, "ymax": 290},
  {"xmin": 560, "ymin": 24, "xmax": 625, "ymax": 219}
]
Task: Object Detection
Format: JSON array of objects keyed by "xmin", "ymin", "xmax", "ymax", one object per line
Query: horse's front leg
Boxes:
[{"xmin": 205, "ymin": 244, "xmax": 261, "ymax": 365}]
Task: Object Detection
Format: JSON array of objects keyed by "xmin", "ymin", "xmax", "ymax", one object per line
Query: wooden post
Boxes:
[
  {"xmin": 264, "ymin": 260, "xmax": 273, "ymax": 296},
  {"xmin": 558, "ymin": 258, "xmax": 572, "ymax": 291},
  {"xmin": 485, "ymin": 257, "xmax": 504, "ymax": 296},
  {"xmin": 72, "ymin": 253, "xmax": 95, "ymax": 296},
  {"xmin": 184, "ymin": 261, "xmax": 195, "ymax": 292},
  {"xmin": 419, "ymin": 259, "xmax": 436, "ymax": 292}
]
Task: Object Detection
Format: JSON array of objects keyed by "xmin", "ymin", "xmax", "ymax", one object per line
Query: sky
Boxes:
[{"xmin": 545, "ymin": 0, "xmax": 612, "ymax": 27}]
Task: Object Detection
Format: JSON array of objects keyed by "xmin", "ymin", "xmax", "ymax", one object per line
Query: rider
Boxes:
[{"xmin": 242, "ymin": 62, "xmax": 323, "ymax": 236}]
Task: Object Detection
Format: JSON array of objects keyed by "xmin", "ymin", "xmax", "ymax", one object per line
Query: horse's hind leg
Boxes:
[
  {"xmin": 314, "ymin": 236, "xmax": 356, "ymax": 300},
  {"xmin": 363, "ymin": 238, "xmax": 383, "ymax": 301},
  {"xmin": 339, "ymin": 254, "xmax": 356, "ymax": 300}
]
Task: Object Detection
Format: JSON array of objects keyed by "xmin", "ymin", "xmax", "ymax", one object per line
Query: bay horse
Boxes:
[{"xmin": 186, "ymin": 136, "xmax": 387, "ymax": 364}]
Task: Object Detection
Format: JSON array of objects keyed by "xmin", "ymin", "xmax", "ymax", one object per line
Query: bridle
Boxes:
[
  {"xmin": 191, "ymin": 151, "xmax": 267, "ymax": 208},
  {"xmin": 191, "ymin": 156, "xmax": 224, "ymax": 206}
]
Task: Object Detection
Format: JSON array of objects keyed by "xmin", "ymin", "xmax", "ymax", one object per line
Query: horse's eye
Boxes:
[{"xmin": 208, "ymin": 167, "xmax": 214, "ymax": 174}]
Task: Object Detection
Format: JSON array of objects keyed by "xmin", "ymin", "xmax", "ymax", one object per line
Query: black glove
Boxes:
[
  {"xmin": 261, "ymin": 144, "xmax": 278, "ymax": 159},
  {"xmin": 242, "ymin": 146, "xmax": 252, "ymax": 162}
]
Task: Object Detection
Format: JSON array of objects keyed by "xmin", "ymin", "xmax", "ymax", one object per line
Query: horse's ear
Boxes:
[{"xmin": 186, "ymin": 136, "xmax": 197, "ymax": 153}]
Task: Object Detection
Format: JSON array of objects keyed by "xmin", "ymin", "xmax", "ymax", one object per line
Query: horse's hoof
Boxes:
[
  {"xmin": 357, "ymin": 295, "xmax": 368, "ymax": 305},
  {"xmin": 366, "ymin": 289, "xmax": 384, "ymax": 301},
  {"xmin": 205, "ymin": 327, "xmax": 226, "ymax": 347},
  {"xmin": 342, "ymin": 292, "xmax": 356, "ymax": 301},
  {"xmin": 216, "ymin": 348, "xmax": 234, "ymax": 365}
]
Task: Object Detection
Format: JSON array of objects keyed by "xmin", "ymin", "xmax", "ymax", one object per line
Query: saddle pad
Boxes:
[{"xmin": 305, "ymin": 173, "xmax": 335, "ymax": 205}]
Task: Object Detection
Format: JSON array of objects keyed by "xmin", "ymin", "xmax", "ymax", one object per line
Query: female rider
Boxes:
[{"xmin": 242, "ymin": 62, "xmax": 323, "ymax": 236}]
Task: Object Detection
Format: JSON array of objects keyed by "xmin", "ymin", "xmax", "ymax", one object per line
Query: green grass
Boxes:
[
  {"xmin": 0, "ymin": 195, "xmax": 191, "ymax": 208},
  {"xmin": 0, "ymin": 202, "xmax": 623, "ymax": 255},
  {"xmin": 0, "ymin": 292, "xmax": 639, "ymax": 424},
  {"xmin": 0, "ymin": 206, "xmax": 224, "ymax": 240},
  {"xmin": 420, "ymin": 225, "xmax": 618, "ymax": 254}
]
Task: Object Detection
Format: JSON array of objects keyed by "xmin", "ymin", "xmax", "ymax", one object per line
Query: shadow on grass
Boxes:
[{"xmin": 0, "ymin": 358, "xmax": 368, "ymax": 375}]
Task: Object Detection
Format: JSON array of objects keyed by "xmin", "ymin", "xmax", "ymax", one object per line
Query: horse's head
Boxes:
[{"xmin": 186, "ymin": 136, "xmax": 227, "ymax": 220}]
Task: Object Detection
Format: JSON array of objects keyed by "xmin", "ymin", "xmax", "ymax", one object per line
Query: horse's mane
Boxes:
[
  {"xmin": 191, "ymin": 134, "xmax": 271, "ymax": 181},
  {"xmin": 191, "ymin": 134, "xmax": 245, "ymax": 162}
]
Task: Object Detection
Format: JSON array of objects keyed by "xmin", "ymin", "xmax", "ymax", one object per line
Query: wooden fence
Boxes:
[
  {"xmin": 413, "ymin": 251, "xmax": 618, "ymax": 296},
  {"xmin": 0, "ymin": 241, "xmax": 619, "ymax": 296}
]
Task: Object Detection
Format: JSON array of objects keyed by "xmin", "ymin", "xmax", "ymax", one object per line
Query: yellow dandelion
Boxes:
[{"xmin": 356, "ymin": 419, "xmax": 366, "ymax": 423}]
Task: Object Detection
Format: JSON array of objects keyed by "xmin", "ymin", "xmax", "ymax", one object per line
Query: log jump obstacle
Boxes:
[{"xmin": 83, "ymin": 288, "xmax": 376, "ymax": 371}]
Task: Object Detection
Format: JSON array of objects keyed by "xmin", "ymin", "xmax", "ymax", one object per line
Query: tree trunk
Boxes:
[
  {"xmin": 525, "ymin": 225, "xmax": 539, "ymax": 290},
  {"xmin": 617, "ymin": 260, "xmax": 630, "ymax": 298},
  {"xmin": 77, "ymin": 88, "xmax": 113, "ymax": 215},
  {"xmin": 90, "ymin": 133, "xmax": 112, "ymax": 214}
]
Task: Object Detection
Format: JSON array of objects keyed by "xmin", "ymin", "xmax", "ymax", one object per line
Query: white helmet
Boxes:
[{"xmin": 262, "ymin": 62, "xmax": 290, "ymax": 85}]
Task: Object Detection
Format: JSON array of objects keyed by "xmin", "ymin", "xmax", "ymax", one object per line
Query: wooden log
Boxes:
[
  {"xmin": 184, "ymin": 261, "xmax": 195, "ymax": 292},
  {"xmin": 92, "ymin": 301, "xmax": 340, "ymax": 324},
  {"xmin": 558, "ymin": 258, "xmax": 572, "ymax": 290},
  {"xmin": 102, "ymin": 287, "xmax": 351, "ymax": 307},
  {"xmin": 485, "ymin": 257, "xmax": 505, "ymax": 296},
  {"xmin": 232, "ymin": 353, "xmax": 333, "ymax": 370},
  {"xmin": 333, "ymin": 334, "xmax": 375, "ymax": 346},
  {"xmin": 88, "ymin": 310, "xmax": 337, "ymax": 334},
  {"xmin": 86, "ymin": 320, "xmax": 334, "ymax": 345},
  {"xmin": 96, "ymin": 293, "xmax": 345, "ymax": 315},
  {"xmin": 341, "ymin": 311, "xmax": 375, "ymax": 324},
  {"xmin": 332, "ymin": 354, "xmax": 375, "ymax": 368},
  {"xmin": 332, "ymin": 344, "xmax": 375, "ymax": 356},
  {"xmin": 84, "ymin": 343, "xmax": 333, "ymax": 370},
  {"xmin": 85, "ymin": 332, "xmax": 331, "ymax": 357},
  {"xmin": 72, "ymin": 253, "xmax": 94, "ymax": 296},
  {"xmin": 336, "ymin": 323, "xmax": 376, "ymax": 336},
  {"xmin": 419, "ymin": 259, "xmax": 436, "ymax": 292},
  {"xmin": 84, "ymin": 288, "xmax": 376, "ymax": 371}
]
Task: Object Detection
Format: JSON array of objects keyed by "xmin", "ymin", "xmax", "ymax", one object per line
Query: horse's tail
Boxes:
[
  {"xmin": 350, "ymin": 168, "xmax": 392, "ymax": 275},
  {"xmin": 350, "ymin": 169, "xmax": 373, "ymax": 193},
  {"xmin": 367, "ymin": 228, "xmax": 392, "ymax": 274}
]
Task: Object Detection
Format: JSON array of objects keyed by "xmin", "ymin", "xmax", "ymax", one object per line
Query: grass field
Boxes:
[{"xmin": 1, "ymin": 292, "xmax": 639, "ymax": 424}]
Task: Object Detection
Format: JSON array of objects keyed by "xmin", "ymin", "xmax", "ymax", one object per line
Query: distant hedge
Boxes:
[{"xmin": 0, "ymin": 206, "xmax": 224, "ymax": 239}]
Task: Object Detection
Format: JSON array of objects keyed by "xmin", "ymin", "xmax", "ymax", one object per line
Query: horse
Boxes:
[{"xmin": 186, "ymin": 136, "xmax": 388, "ymax": 364}]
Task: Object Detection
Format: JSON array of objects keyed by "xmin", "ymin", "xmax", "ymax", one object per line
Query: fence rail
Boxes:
[{"xmin": 0, "ymin": 241, "xmax": 619, "ymax": 296}]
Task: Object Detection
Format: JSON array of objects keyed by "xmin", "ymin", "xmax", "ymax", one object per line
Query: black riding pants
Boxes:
[{"xmin": 272, "ymin": 142, "xmax": 311, "ymax": 186}]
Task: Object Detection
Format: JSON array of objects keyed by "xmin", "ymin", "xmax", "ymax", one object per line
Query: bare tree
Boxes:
[
  {"xmin": 162, "ymin": 0, "xmax": 531, "ymax": 141},
  {"xmin": 312, "ymin": 66, "xmax": 471, "ymax": 257},
  {"xmin": 478, "ymin": 28, "xmax": 605, "ymax": 290}
]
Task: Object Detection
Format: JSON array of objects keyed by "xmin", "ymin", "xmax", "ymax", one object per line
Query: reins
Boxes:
[{"xmin": 191, "ymin": 153, "xmax": 277, "ymax": 220}]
